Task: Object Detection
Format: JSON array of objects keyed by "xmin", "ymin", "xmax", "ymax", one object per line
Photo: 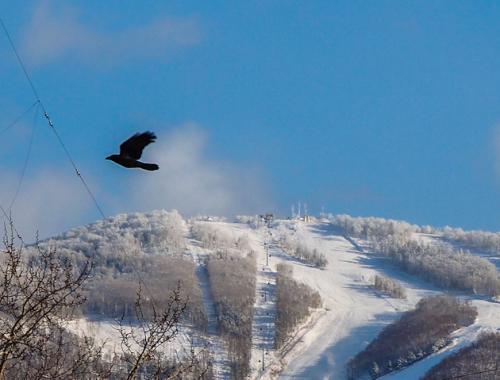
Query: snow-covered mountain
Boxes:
[{"xmin": 48, "ymin": 211, "xmax": 499, "ymax": 380}]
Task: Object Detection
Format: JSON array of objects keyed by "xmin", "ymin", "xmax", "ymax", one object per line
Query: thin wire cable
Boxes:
[
  {"xmin": 0, "ymin": 17, "xmax": 105, "ymax": 220},
  {"xmin": 9, "ymin": 103, "xmax": 40, "ymax": 210},
  {"xmin": 0, "ymin": 18, "xmax": 40, "ymax": 101},
  {"xmin": 0, "ymin": 100, "xmax": 39, "ymax": 135},
  {"xmin": 42, "ymin": 111, "xmax": 106, "ymax": 219},
  {"xmin": 0, "ymin": 17, "xmax": 159, "ymax": 309}
]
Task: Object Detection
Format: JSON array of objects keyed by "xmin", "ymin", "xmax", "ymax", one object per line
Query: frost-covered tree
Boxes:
[
  {"xmin": 423, "ymin": 332, "xmax": 500, "ymax": 380},
  {"xmin": 330, "ymin": 214, "xmax": 500, "ymax": 296},
  {"xmin": 442, "ymin": 226, "xmax": 500, "ymax": 254},
  {"xmin": 32, "ymin": 210, "xmax": 205, "ymax": 326},
  {"xmin": 347, "ymin": 296, "xmax": 477, "ymax": 379},
  {"xmin": 275, "ymin": 264, "xmax": 322, "ymax": 348},
  {"xmin": 373, "ymin": 275, "xmax": 406, "ymax": 299},
  {"xmin": 207, "ymin": 253, "xmax": 256, "ymax": 379},
  {"xmin": 0, "ymin": 219, "xmax": 209, "ymax": 379},
  {"xmin": 278, "ymin": 233, "xmax": 327, "ymax": 268},
  {"xmin": 373, "ymin": 236, "xmax": 500, "ymax": 296}
]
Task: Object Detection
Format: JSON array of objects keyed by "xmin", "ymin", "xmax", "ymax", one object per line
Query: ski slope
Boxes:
[
  {"xmin": 265, "ymin": 221, "xmax": 433, "ymax": 379},
  {"xmin": 62, "ymin": 216, "xmax": 500, "ymax": 380},
  {"xmin": 269, "ymin": 221, "xmax": 499, "ymax": 380},
  {"xmin": 213, "ymin": 219, "xmax": 437, "ymax": 379}
]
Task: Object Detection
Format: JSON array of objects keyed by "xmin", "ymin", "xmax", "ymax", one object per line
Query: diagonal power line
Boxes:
[
  {"xmin": 0, "ymin": 17, "xmax": 105, "ymax": 220},
  {"xmin": 0, "ymin": 17, "xmax": 161, "ymax": 307}
]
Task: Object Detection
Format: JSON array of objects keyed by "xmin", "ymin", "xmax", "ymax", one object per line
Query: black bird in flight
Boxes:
[{"xmin": 106, "ymin": 131, "xmax": 159, "ymax": 171}]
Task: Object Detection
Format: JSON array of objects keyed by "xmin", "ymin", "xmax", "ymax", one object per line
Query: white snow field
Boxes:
[
  {"xmin": 267, "ymin": 221, "xmax": 436, "ymax": 380},
  {"xmin": 63, "ymin": 216, "xmax": 500, "ymax": 380},
  {"xmin": 243, "ymin": 220, "xmax": 499, "ymax": 380},
  {"xmin": 65, "ymin": 317, "xmax": 196, "ymax": 361}
]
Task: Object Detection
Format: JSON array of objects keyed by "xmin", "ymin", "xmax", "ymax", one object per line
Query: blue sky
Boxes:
[{"xmin": 0, "ymin": 1, "xmax": 499, "ymax": 236}]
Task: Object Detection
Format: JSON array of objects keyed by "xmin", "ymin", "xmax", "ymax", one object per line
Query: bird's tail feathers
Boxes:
[{"xmin": 139, "ymin": 162, "xmax": 159, "ymax": 171}]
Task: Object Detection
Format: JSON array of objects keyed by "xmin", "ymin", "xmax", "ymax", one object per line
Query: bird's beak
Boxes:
[{"xmin": 105, "ymin": 156, "xmax": 111, "ymax": 160}]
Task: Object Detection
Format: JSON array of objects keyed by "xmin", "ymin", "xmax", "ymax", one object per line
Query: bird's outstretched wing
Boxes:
[{"xmin": 119, "ymin": 131, "xmax": 156, "ymax": 160}]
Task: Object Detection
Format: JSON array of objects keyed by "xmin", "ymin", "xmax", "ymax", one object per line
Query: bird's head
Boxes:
[{"xmin": 106, "ymin": 155, "xmax": 116, "ymax": 161}]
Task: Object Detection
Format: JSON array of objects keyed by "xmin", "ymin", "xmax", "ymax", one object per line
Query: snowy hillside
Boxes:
[{"xmin": 47, "ymin": 211, "xmax": 499, "ymax": 380}]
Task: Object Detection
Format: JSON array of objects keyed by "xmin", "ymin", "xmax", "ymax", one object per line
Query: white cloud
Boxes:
[
  {"xmin": 0, "ymin": 169, "xmax": 96, "ymax": 240},
  {"xmin": 124, "ymin": 124, "xmax": 272, "ymax": 217},
  {"xmin": 21, "ymin": 1, "xmax": 201, "ymax": 67},
  {"xmin": 0, "ymin": 124, "xmax": 272, "ymax": 239}
]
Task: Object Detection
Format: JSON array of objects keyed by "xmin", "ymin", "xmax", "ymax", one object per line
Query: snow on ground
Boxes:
[
  {"xmin": 249, "ymin": 227, "xmax": 278, "ymax": 379},
  {"xmin": 380, "ymin": 299, "xmax": 500, "ymax": 380},
  {"xmin": 208, "ymin": 221, "xmax": 280, "ymax": 379},
  {"xmin": 64, "ymin": 219, "xmax": 500, "ymax": 380},
  {"xmin": 66, "ymin": 226, "xmax": 233, "ymax": 379},
  {"xmin": 65, "ymin": 317, "xmax": 194, "ymax": 360},
  {"xmin": 193, "ymin": 220, "xmax": 282, "ymax": 379},
  {"xmin": 272, "ymin": 222, "xmax": 500, "ymax": 380},
  {"xmin": 210, "ymin": 220, "xmax": 443, "ymax": 379},
  {"xmin": 187, "ymin": 229, "xmax": 232, "ymax": 379},
  {"xmin": 272, "ymin": 221, "xmax": 434, "ymax": 380}
]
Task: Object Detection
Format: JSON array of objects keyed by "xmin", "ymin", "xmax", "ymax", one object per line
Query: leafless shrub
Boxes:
[
  {"xmin": 32, "ymin": 211, "xmax": 206, "ymax": 327},
  {"xmin": 115, "ymin": 282, "xmax": 213, "ymax": 380},
  {"xmin": 0, "ymin": 221, "xmax": 110, "ymax": 379},
  {"xmin": 5, "ymin": 328, "xmax": 112, "ymax": 380},
  {"xmin": 84, "ymin": 255, "xmax": 206, "ymax": 329},
  {"xmin": 207, "ymin": 253, "xmax": 256, "ymax": 379},
  {"xmin": 372, "ymin": 275, "xmax": 406, "ymax": 299},
  {"xmin": 0, "ymin": 219, "xmax": 211, "ymax": 379}
]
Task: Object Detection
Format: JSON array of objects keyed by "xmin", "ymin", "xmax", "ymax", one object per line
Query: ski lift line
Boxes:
[
  {"xmin": 0, "ymin": 100, "xmax": 39, "ymax": 136},
  {"xmin": 0, "ymin": 18, "xmax": 105, "ymax": 220},
  {"xmin": 9, "ymin": 103, "xmax": 40, "ymax": 210}
]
